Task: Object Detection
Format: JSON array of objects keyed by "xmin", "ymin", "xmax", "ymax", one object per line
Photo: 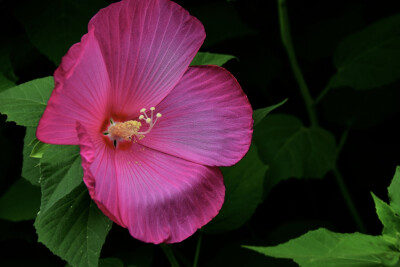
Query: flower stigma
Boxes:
[{"xmin": 104, "ymin": 107, "xmax": 162, "ymax": 146}]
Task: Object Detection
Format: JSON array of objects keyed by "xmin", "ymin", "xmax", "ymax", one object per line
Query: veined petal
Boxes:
[
  {"xmin": 77, "ymin": 123, "xmax": 224, "ymax": 244},
  {"xmin": 37, "ymin": 28, "xmax": 110, "ymax": 145},
  {"xmin": 89, "ymin": 0, "xmax": 205, "ymax": 115},
  {"xmin": 140, "ymin": 65, "xmax": 253, "ymax": 166}
]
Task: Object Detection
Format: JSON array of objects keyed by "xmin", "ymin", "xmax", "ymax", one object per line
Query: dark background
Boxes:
[{"xmin": 1, "ymin": 0, "xmax": 400, "ymax": 266}]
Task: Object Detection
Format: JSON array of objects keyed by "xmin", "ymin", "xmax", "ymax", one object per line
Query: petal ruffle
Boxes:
[
  {"xmin": 77, "ymin": 123, "xmax": 225, "ymax": 244},
  {"xmin": 140, "ymin": 65, "xmax": 253, "ymax": 167},
  {"xmin": 37, "ymin": 28, "xmax": 110, "ymax": 144},
  {"xmin": 89, "ymin": 0, "xmax": 205, "ymax": 115}
]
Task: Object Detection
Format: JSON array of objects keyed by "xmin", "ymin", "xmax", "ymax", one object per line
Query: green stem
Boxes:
[
  {"xmin": 192, "ymin": 233, "xmax": 203, "ymax": 267},
  {"xmin": 278, "ymin": 0, "xmax": 318, "ymax": 127},
  {"xmin": 278, "ymin": 0, "xmax": 366, "ymax": 233},
  {"xmin": 332, "ymin": 166, "xmax": 367, "ymax": 233},
  {"xmin": 160, "ymin": 244, "xmax": 180, "ymax": 267}
]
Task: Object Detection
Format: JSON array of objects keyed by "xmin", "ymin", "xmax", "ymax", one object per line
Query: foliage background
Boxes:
[{"xmin": 1, "ymin": 0, "xmax": 400, "ymax": 266}]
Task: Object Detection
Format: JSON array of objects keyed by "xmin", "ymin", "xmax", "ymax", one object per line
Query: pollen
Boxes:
[
  {"xmin": 108, "ymin": 120, "xmax": 142, "ymax": 141},
  {"xmin": 105, "ymin": 107, "xmax": 162, "ymax": 146}
]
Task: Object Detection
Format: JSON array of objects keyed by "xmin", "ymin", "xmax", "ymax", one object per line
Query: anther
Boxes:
[
  {"xmin": 139, "ymin": 115, "xmax": 144, "ymax": 120},
  {"xmin": 156, "ymin": 113, "xmax": 162, "ymax": 118},
  {"xmin": 140, "ymin": 108, "xmax": 146, "ymax": 113},
  {"xmin": 150, "ymin": 107, "xmax": 155, "ymax": 111},
  {"xmin": 145, "ymin": 118, "xmax": 152, "ymax": 124}
]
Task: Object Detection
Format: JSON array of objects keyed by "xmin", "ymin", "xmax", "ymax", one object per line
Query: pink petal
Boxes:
[
  {"xmin": 89, "ymin": 0, "xmax": 205, "ymax": 115},
  {"xmin": 77, "ymin": 123, "xmax": 225, "ymax": 244},
  {"xmin": 37, "ymin": 28, "xmax": 110, "ymax": 144},
  {"xmin": 140, "ymin": 65, "xmax": 253, "ymax": 167}
]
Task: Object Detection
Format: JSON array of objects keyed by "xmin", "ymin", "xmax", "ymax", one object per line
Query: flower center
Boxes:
[{"xmin": 104, "ymin": 107, "xmax": 162, "ymax": 147}]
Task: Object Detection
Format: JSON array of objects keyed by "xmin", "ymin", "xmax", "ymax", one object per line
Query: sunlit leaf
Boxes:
[
  {"xmin": 22, "ymin": 127, "xmax": 41, "ymax": 186},
  {"xmin": 254, "ymin": 114, "xmax": 337, "ymax": 183},
  {"xmin": 0, "ymin": 77, "xmax": 53, "ymax": 127},
  {"xmin": 0, "ymin": 178, "xmax": 40, "ymax": 221},
  {"xmin": 244, "ymin": 228, "xmax": 400, "ymax": 267},
  {"xmin": 371, "ymin": 192, "xmax": 400, "ymax": 237},
  {"xmin": 253, "ymin": 99, "xmax": 288, "ymax": 127},
  {"xmin": 329, "ymin": 13, "xmax": 400, "ymax": 90},
  {"xmin": 15, "ymin": 0, "xmax": 106, "ymax": 64},
  {"xmin": 204, "ymin": 144, "xmax": 268, "ymax": 233},
  {"xmin": 35, "ymin": 183, "xmax": 112, "ymax": 267},
  {"xmin": 191, "ymin": 52, "xmax": 236, "ymax": 66}
]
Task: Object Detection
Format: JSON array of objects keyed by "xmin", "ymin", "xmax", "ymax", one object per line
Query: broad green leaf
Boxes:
[
  {"xmin": 0, "ymin": 77, "xmax": 53, "ymax": 127},
  {"xmin": 204, "ymin": 144, "xmax": 268, "ymax": 233},
  {"xmin": 15, "ymin": 0, "xmax": 106, "ymax": 64},
  {"xmin": 39, "ymin": 145, "xmax": 82, "ymax": 213},
  {"xmin": 35, "ymin": 183, "xmax": 112, "ymax": 267},
  {"xmin": 244, "ymin": 228, "xmax": 400, "ymax": 267},
  {"xmin": 30, "ymin": 139, "xmax": 50, "ymax": 158},
  {"xmin": 388, "ymin": 166, "xmax": 400, "ymax": 215},
  {"xmin": 253, "ymin": 99, "xmax": 288, "ymax": 127},
  {"xmin": 190, "ymin": 2, "xmax": 256, "ymax": 47},
  {"xmin": 0, "ymin": 178, "xmax": 40, "ymax": 221},
  {"xmin": 190, "ymin": 52, "xmax": 236, "ymax": 66},
  {"xmin": 329, "ymin": 13, "xmax": 400, "ymax": 90},
  {"xmin": 371, "ymin": 192, "xmax": 400, "ymax": 237},
  {"xmin": 22, "ymin": 127, "xmax": 41, "ymax": 186},
  {"xmin": 254, "ymin": 114, "xmax": 337, "ymax": 183}
]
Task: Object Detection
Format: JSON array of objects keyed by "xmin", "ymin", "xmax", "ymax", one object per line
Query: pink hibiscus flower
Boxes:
[{"xmin": 37, "ymin": 0, "xmax": 253, "ymax": 244}]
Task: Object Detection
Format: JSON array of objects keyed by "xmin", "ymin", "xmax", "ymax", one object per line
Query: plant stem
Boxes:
[
  {"xmin": 278, "ymin": 0, "xmax": 318, "ymax": 127},
  {"xmin": 332, "ymin": 166, "xmax": 367, "ymax": 233},
  {"xmin": 193, "ymin": 233, "xmax": 203, "ymax": 267},
  {"xmin": 278, "ymin": 0, "xmax": 366, "ymax": 233},
  {"xmin": 160, "ymin": 244, "xmax": 180, "ymax": 267}
]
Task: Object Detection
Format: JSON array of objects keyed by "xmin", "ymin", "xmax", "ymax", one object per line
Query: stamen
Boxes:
[{"xmin": 105, "ymin": 107, "xmax": 162, "ymax": 145}]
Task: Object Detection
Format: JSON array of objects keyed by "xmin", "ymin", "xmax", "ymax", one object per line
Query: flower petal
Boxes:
[
  {"xmin": 89, "ymin": 0, "xmax": 205, "ymax": 114},
  {"xmin": 77, "ymin": 123, "xmax": 225, "ymax": 244},
  {"xmin": 37, "ymin": 28, "xmax": 110, "ymax": 145},
  {"xmin": 140, "ymin": 65, "xmax": 253, "ymax": 166}
]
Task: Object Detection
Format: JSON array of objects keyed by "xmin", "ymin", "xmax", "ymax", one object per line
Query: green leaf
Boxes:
[
  {"xmin": 244, "ymin": 228, "xmax": 400, "ymax": 267},
  {"xmin": 39, "ymin": 144, "xmax": 83, "ymax": 214},
  {"xmin": 388, "ymin": 166, "xmax": 400, "ymax": 215},
  {"xmin": 253, "ymin": 99, "xmax": 288, "ymax": 127},
  {"xmin": 14, "ymin": 0, "xmax": 107, "ymax": 64},
  {"xmin": 254, "ymin": 114, "xmax": 337, "ymax": 183},
  {"xmin": 329, "ymin": 13, "xmax": 400, "ymax": 90},
  {"xmin": 22, "ymin": 127, "xmax": 41, "ymax": 186},
  {"xmin": 35, "ymin": 183, "xmax": 112, "ymax": 267},
  {"xmin": 30, "ymin": 139, "xmax": 50, "ymax": 159},
  {"xmin": 0, "ymin": 178, "xmax": 40, "ymax": 221},
  {"xmin": 190, "ymin": 52, "xmax": 236, "ymax": 66},
  {"xmin": 371, "ymin": 192, "xmax": 400, "ymax": 237},
  {"xmin": 204, "ymin": 143, "xmax": 268, "ymax": 233},
  {"xmin": 0, "ymin": 77, "xmax": 54, "ymax": 127}
]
